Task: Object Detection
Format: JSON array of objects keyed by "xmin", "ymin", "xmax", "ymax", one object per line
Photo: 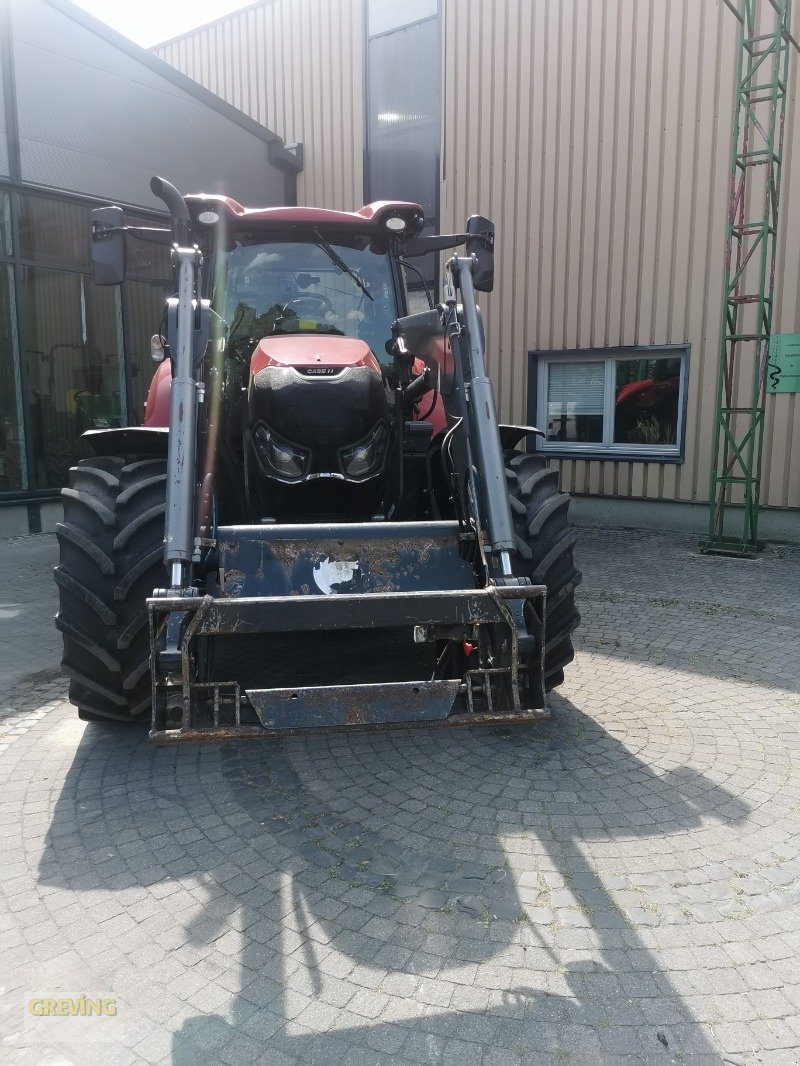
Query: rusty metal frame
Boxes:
[{"xmin": 148, "ymin": 584, "xmax": 548, "ymax": 744}]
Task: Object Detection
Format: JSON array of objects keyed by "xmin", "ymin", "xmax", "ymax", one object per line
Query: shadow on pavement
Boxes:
[
  {"xmin": 573, "ymin": 530, "xmax": 800, "ymax": 695},
  {"xmin": 38, "ymin": 692, "xmax": 750, "ymax": 1063}
]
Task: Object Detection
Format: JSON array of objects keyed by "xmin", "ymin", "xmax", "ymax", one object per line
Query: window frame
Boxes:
[{"xmin": 527, "ymin": 344, "xmax": 690, "ymax": 462}]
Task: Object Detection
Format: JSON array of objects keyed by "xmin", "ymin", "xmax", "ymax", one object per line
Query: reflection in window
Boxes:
[
  {"xmin": 0, "ymin": 191, "xmax": 12, "ymax": 256},
  {"xmin": 0, "ymin": 265, "xmax": 24, "ymax": 490},
  {"xmin": 123, "ymin": 213, "xmax": 172, "ymax": 281},
  {"xmin": 18, "ymin": 195, "xmax": 91, "ymax": 270},
  {"xmin": 367, "ymin": 12, "xmax": 440, "ymax": 296},
  {"xmin": 546, "ymin": 361, "xmax": 605, "ymax": 443},
  {"xmin": 121, "ymin": 213, "xmax": 173, "ymax": 425},
  {"xmin": 23, "ymin": 268, "xmax": 123, "ymax": 489},
  {"xmin": 534, "ymin": 346, "xmax": 688, "ymax": 459},
  {"xmin": 0, "ymin": 67, "xmax": 8, "ymax": 177},
  {"xmin": 124, "ymin": 279, "xmax": 172, "ymax": 422},
  {"xmin": 614, "ymin": 358, "xmax": 681, "ymax": 447}
]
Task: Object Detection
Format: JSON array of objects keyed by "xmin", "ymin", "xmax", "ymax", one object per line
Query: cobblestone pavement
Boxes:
[
  {"xmin": 1, "ymin": 529, "xmax": 800, "ymax": 1064},
  {"xmin": 0, "ymin": 535, "xmax": 60, "ymax": 692}
]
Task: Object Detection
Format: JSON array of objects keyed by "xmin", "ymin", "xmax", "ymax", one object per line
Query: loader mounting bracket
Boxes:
[{"xmin": 147, "ymin": 583, "xmax": 548, "ymax": 744}]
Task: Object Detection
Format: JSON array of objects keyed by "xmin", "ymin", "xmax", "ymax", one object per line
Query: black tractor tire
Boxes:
[
  {"xmin": 505, "ymin": 450, "xmax": 582, "ymax": 690},
  {"xmin": 55, "ymin": 455, "xmax": 167, "ymax": 723}
]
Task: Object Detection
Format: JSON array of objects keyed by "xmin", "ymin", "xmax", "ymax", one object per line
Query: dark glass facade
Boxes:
[
  {"xmin": 365, "ymin": 0, "xmax": 440, "ymax": 299},
  {"xmin": 0, "ymin": 0, "xmax": 296, "ymax": 505},
  {"xmin": 0, "ymin": 187, "xmax": 171, "ymax": 494}
]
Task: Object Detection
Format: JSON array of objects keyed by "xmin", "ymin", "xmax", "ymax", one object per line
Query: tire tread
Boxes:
[
  {"xmin": 55, "ymin": 455, "xmax": 166, "ymax": 723},
  {"xmin": 505, "ymin": 450, "xmax": 582, "ymax": 692}
]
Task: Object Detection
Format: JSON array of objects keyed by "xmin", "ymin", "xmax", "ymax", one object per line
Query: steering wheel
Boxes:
[{"xmin": 284, "ymin": 293, "xmax": 334, "ymax": 318}]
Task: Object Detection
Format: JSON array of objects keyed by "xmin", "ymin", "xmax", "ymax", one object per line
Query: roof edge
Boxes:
[
  {"xmin": 43, "ymin": 0, "xmax": 293, "ymax": 157},
  {"xmin": 151, "ymin": 1, "xmax": 269, "ymax": 51}
]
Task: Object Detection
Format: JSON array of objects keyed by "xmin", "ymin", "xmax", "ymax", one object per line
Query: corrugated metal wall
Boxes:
[
  {"xmin": 154, "ymin": 0, "xmax": 364, "ymax": 211},
  {"xmin": 156, "ymin": 0, "xmax": 799, "ymax": 509},
  {"xmin": 440, "ymin": 0, "xmax": 800, "ymax": 509}
]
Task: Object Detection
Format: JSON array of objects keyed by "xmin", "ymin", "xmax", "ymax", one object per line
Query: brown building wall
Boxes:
[
  {"xmin": 155, "ymin": 0, "xmax": 364, "ymax": 212},
  {"xmin": 440, "ymin": 0, "xmax": 799, "ymax": 510},
  {"xmin": 156, "ymin": 0, "xmax": 800, "ymax": 510}
]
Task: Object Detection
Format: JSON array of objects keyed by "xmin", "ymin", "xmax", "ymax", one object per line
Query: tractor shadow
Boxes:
[{"xmin": 38, "ymin": 692, "xmax": 750, "ymax": 1063}]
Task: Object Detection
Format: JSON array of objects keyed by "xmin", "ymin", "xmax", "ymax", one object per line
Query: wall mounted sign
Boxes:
[{"xmin": 767, "ymin": 333, "xmax": 800, "ymax": 393}]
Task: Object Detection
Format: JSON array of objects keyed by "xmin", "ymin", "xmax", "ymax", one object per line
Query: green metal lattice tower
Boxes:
[{"xmin": 703, "ymin": 0, "xmax": 793, "ymax": 556}]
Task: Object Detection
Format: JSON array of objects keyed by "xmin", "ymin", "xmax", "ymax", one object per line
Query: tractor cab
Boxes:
[{"xmin": 170, "ymin": 195, "xmax": 441, "ymax": 524}]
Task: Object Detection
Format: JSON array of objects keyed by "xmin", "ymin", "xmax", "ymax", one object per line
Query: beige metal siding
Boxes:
[
  {"xmin": 154, "ymin": 0, "xmax": 364, "ymax": 211},
  {"xmin": 441, "ymin": 0, "xmax": 799, "ymax": 508},
  {"xmin": 158, "ymin": 0, "xmax": 799, "ymax": 509}
]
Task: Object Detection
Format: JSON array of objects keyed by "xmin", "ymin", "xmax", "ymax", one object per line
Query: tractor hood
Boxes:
[
  {"xmin": 250, "ymin": 334, "xmax": 382, "ymax": 376},
  {"xmin": 247, "ymin": 335, "xmax": 391, "ymax": 494}
]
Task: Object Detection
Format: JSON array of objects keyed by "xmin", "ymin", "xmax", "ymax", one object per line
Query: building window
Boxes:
[
  {"xmin": 529, "ymin": 345, "xmax": 689, "ymax": 461},
  {"xmin": 121, "ymin": 212, "xmax": 172, "ymax": 423},
  {"xmin": 0, "ymin": 186, "xmax": 171, "ymax": 498},
  {"xmin": 22, "ymin": 266, "xmax": 124, "ymax": 490}
]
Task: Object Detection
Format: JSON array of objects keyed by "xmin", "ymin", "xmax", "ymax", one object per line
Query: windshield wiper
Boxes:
[{"xmin": 312, "ymin": 228, "xmax": 374, "ymax": 303}]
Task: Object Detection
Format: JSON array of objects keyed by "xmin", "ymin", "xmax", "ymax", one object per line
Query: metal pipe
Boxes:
[
  {"xmin": 164, "ymin": 247, "xmax": 202, "ymax": 584},
  {"xmin": 452, "ymin": 257, "xmax": 516, "ymax": 556}
]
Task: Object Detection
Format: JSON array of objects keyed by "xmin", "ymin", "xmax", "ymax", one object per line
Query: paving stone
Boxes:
[{"xmin": 2, "ymin": 530, "xmax": 800, "ymax": 1062}]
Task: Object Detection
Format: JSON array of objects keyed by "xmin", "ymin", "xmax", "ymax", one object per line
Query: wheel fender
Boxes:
[
  {"xmin": 83, "ymin": 426, "xmax": 168, "ymax": 456},
  {"xmin": 144, "ymin": 358, "xmax": 172, "ymax": 427},
  {"xmin": 498, "ymin": 424, "xmax": 545, "ymax": 450}
]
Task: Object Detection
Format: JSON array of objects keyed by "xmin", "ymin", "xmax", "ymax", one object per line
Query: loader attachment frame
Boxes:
[{"xmin": 148, "ymin": 581, "xmax": 547, "ymax": 744}]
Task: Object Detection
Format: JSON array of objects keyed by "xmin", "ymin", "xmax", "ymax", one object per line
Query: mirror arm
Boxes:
[
  {"xmin": 400, "ymin": 233, "xmax": 469, "ymax": 257},
  {"xmin": 91, "ymin": 224, "xmax": 172, "ymax": 242},
  {"xmin": 125, "ymin": 226, "xmax": 174, "ymax": 246}
]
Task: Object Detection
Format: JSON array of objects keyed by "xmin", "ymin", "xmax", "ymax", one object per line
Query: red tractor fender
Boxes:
[{"xmin": 144, "ymin": 358, "xmax": 172, "ymax": 427}]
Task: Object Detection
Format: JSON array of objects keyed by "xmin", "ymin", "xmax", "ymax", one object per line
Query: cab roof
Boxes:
[{"xmin": 185, "ymin": 195, "xmax": 426, "ymax": 237}]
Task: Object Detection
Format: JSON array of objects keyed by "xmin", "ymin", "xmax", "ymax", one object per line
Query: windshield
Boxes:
[{"xmin": 216, "ymin": 236, "xmax": 400, "ymax": 364}]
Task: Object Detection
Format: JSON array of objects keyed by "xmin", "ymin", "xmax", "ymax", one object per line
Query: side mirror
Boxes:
[
  {"xmin": 466, "ymin": 214, "xmax": 494, "ymax": 292},
  {"xmin": 90, "ymin": 206, "xmax": 126, "ymax": 286},
  {"xmin": 392, "ymin": 308, "xmax": 443, "ymax": 356}
]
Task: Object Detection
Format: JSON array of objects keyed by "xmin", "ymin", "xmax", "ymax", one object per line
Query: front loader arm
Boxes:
[
  {"xmin": 443, "ymin": 256, "xmax": 517, "ymax": 580},
  {"xmin": 149, "ymin": 176, "xmax": 207, "ymax": 592}
]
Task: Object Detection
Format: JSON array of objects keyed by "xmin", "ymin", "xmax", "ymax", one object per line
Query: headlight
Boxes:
[
  {"xmin": 253, "ymin": 425, "xmax": 308, "ymax": 482},
  {"xmin": 339, "ymin": 423, "xmax": 388, "ymax": 481}
]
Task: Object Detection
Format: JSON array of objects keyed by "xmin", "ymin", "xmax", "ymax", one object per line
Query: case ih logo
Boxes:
[{"xmin": 301, "ymin": 367, "xmax": 341, "ymax": 376}]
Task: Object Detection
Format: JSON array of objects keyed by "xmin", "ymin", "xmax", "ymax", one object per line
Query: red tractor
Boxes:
[{"xmin": 55, "ymin": 177, "xmax": 580, "ymax": 741}]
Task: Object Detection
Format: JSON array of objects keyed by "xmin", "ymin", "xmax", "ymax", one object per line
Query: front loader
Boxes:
[{"xmin": 55, "ymin": 177, "xmax": 581, "ymax": 742}]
